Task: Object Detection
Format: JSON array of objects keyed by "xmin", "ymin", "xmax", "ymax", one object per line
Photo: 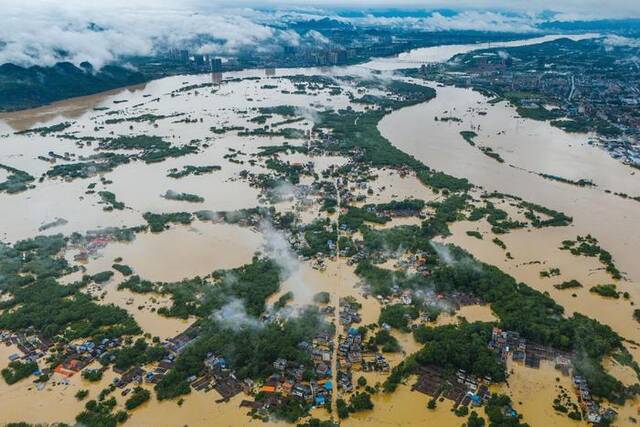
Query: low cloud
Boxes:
[
  {"xmin": 603, "ymin": 35, "xmax": 640, "ymax": 49},
  {"xmin": 2, "ymin": 1, "xmax": 639, "ymax": 69},
  {"xmin": 305, "ymin": 30, "xmax": 331, "ymax": 45},
  {"xmin": 345, "ymin": 11, "xmax": 539, "ymax": 33},
  {"xmin": 0, "ymin": 2, "xmax": 297, "ymax": 68}
]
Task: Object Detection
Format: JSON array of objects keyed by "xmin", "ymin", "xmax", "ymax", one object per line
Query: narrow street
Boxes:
[{"xmin": 330, "ymin": 176, "xmax": 341, "ymax": 420}]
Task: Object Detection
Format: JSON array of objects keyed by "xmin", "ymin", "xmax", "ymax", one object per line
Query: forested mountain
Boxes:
[{"xmin": 0, "ymin": 62, "xmax": 147, "ymax": 111}]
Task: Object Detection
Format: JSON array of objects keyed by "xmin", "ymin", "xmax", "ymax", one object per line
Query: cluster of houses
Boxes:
[
  {"xmin": 428, "ymin": 45, "xmax": 640, "ymax": 167},
  {"xmin": 338, "ymin": 328, "xmax": 363, "ymax": 374},
  {"xmin": 193, "ymin": 353, "xmax": 247, "ymax": 401},
  {"xmin": 1, "ymin": 330, "xmax": 127, "ymax": 381},
  {"xmin": 241, "ymin": 332, "xmax": 336, "ymax": 411},
  {"xmin": 114, "ymin": 366, "xmax": 145, "ymax": 391},
  {"xmin": 386, "ymin": 252, "xmax": 432, "ymax": 276},
  {"xmin": 2, "ymin": 331, "xmax": 51, "ymax": 363},
  {"xmin": 336, "ymin": 299, "xmax": 390, "ymax": 389},
  {"xmin": 490, "ymin": 327, "xmax": 620, "ymax": 424},
  {"xmin": 413, "ymin": 365, "xmax": 492, "ymax": 410},
  {"xmin": 572, "ymin": 374, "xmax": 618, "ymax": 425},
  {"xmin": 2, "ymin": 328, "xmax": 168, "ymax": 400},
  {"xmin": 140, "ymin": 329, "xmax": 198, "ymax": 386},
  {"xmin": 55, "ymin": 337, "xmax": 123, "ymax": 377},
  {"xmin": 603, "ymin": 139, "xmax": 640, "ymax": 169},
  {"xmin": 259, "ymin": 359, "xmax": 333, "ymax": 407},
  {"xmin": 2, "ymin": 331, "xmax": 52, "ymax": 388},
  {"xmin": 339, "ymin": 299, "xmax": 362, "ymax": 326},
  {"xmin": 490, "ymin": 327, "xmax": 574, "ymax": 371},
  {"xmin": 337, "ymin": 298, "xmax": 363, "ymax": 379},
  {"xmin": 37, "ymin": 150, "xmax": 74, "ymax": 164},
  {"xmin": 69, "ymin": 228, "xmax": 135, "ymax": 262}
]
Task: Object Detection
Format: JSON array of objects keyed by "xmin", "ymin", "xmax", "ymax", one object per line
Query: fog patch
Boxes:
[
  {"xmin": 211, "ymin": 298, "xmax": 262, "ymax": 330},
  {"xmin": 430, "ymin": 241, "xmax": 479, "ymax": 271},
  {"xmin": 603, "ymin": 35, "xmax": 640, "ymax": 50},
  {"xmin": 294, "ymin": 106, "xmax": 321, "ymax": 125},
  {"xmin": 260, "ymin": 221, "xmax": 313, "ymax": 306},
  {"xmin": 270, "ymin": 181, "xmax": 298, "ymax": 201},
  {"xmin": 430, "ymin": 241, "xmax": 456, "ymax": 265},
  {"xmin": 194, "ymin": 210, "xmax": 221, "ymax": 222}
]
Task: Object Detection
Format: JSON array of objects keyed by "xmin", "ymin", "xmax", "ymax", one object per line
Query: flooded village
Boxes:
[{"xmin": 1, "ymin": 34, "xmax": 640, "ymax": 427}]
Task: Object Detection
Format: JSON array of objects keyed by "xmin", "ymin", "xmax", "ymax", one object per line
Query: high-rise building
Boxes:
[
  {"xmin": 179, "ymin": 50, "xmax": 189, "ymax": 64},
  {"xmin": 193, "ymin": 54, "xmax": 206, "ymax": 67},
  {"xmin": 211, "ymin": 58, "xmax": 223, "ymax": 72}
]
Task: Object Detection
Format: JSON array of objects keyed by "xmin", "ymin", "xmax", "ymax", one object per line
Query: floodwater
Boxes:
[
  {"xmin": 345, "ymin": 382, "xmax": 461, "ymax": 426},
  {"xmin": 379, "ymin": 84, "xmax": 640, "ymax": 344},
  {"xmin": 0, "ymin": 344, "xmax": 121, "ymax": 425},
  {"xmin": 57, "ymin": 222, "xmax": 263, "ymax": 339},
  {"xmin": 501, "ymin": 359, "xmax": 587, "ymax": 427},
  {"xmin": 439, "ymin": 217, "xmax": 640, "ymax": 343},
  {"xmin": 379, "ymin": 85, "xmax": 640, "ymax": 284},
  {"xmin": 0, "ymin": 84, "xmax": 148, "ymax": 131},
  {"xmin": 363, "ymin": 34, "xmax": 598, "ymax": 70},
  {"xmin": 73, "ymin": 223, "xmax": 263, "ymax": 283},
  {"xmin": 0, "ymin": 33, "xmax": 633, "ymax": 427},
  {"xmin": 432, "ymin": 304, "xmax": 497, "ymax": 327}
]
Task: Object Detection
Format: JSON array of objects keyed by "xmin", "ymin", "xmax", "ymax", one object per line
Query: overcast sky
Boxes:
[{"xmin": 1, "ymin": 0, "xmax": 638, "ymax": 68}]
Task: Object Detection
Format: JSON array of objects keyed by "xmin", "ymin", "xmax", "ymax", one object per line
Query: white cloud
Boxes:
[
  {"xmin": 305, "ymin": 30, "xmax": 331, "ymax": 44},
  {"xmin": 348, "ymin": 11, "xmax": 540, "ymax": 32},
  {"xmin": 1, "ymin": 0, "xmax": 639, "ymax": 68},
  {"xmin": 603, "ymin": 35, "xmax": 640, "ymax": 49},
  {"xmin": 0, "ymin": 1, "xmax": 296, "ymax": 67}
]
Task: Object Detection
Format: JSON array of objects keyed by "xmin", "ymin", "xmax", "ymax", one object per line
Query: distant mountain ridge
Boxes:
[{"xmin": 0, "ymin": 61, "xmax": 147, "ymax": 112}]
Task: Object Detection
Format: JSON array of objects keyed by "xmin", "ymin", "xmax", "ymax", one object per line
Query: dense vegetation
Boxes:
[
  {"xmin": 162, "ymin": 191, "xmax": 204, "ymax": 203},
  {"xmin": 112, "ymin": 264, "xmax": 133, "ymax": 276},
  {"xmin": 386, "ymin": 245, "xmax": 630, "ymax": 402},
  {"xmin": 155, "ymin": 307, "xmax": 332, "ymax": 400},
  {"xmin": 0, "ymin": 164, "xmax": 35, "ymax": 194},
  {"xmin": 0, "ymin": 235, "xmax": 140, "ymax": 341},
  {"xmin": 379, "ymin": 304, "xmax": 419, "ymax": 332},
  {"xmin": 167, "ymin": 165, "xmax": 221, "ymax": 178},
  {"xmin": 111, "ymin": 338, "xmax": 167, "ymax": 371},
  {"xmin": 125, "ymin": 387, "xmax": 151, "ymax": 410},
  {"xmin": 119, "ymin": 256, "xmax": 281, "ymax": 320},
  {"xmin": 413, "ymin": 322, "xmax": 506, "ymax": 381},
  {"xmin": 98, "ymin": 135, "xmax": 199, "ymax": 164},
  {"xmin": 15, "ymin": 121, "xmax": 72, "ymax": 136},
  {"xmin": 142, "ymin": 212, "xmax": 193, "ymax": 232},
  {"xmin": 560, "ymin": 235, "xmax": 621, "ymax": 279},
  {"xmin": 99, "ymin": 191, "xmax": 125, "ymax": 210},
  {"xmin": 314, "ymin": 81, "xmax": 471, "ymax": 194},
  {"xmin": 75, "ymin": 397, "xmax": 128, "ymax": 427},
  {"xmin": 589, "ymin": 284, "xmax": 619, "ymax": 299},
  {"xmin": 2, "ymin": 360, "xmax": 38, "ymax": 385}
]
